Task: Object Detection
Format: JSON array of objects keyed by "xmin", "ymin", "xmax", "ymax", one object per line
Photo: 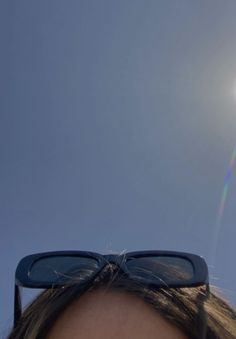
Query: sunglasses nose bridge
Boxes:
[{"xmin": 103, "ymin": 254, "xmax": 125, "ymax": 268}]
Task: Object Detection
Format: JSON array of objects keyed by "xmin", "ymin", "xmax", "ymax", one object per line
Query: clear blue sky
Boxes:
[{"xmin": 1, "ymin": 0, "xmax": 236, "ymax": 335}]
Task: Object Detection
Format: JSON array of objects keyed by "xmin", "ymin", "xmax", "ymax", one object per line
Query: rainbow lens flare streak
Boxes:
[
  {"xmin": 218, "ymin": 146, "xmax": 236, "ymax": 222},
  {"xmin": 211, "ymin": 145, "xmax": 236, "ymax": 266}
]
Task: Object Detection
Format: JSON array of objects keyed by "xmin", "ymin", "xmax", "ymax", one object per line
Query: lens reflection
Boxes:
[
  {"xmin": 29, "ymin": 256, "xmax": 99, "ymax": 284},
  {"xmin": 126, "ymin": 256, "xmax": 194, "ymax": 285}
]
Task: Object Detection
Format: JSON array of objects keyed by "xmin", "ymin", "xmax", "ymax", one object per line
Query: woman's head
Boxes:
[
  {"xmin": 46, "ymin": 288, "xmax": 187, "ymax": 339},
  {"xmin": 7, "ymin": 252, "xmax": 236, "ymax": 339}
]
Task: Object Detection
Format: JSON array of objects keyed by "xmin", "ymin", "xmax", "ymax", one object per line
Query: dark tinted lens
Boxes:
[
  {"xmin": 126, "ymin": 256, "xmax": 194, "ymax": 285},
  {"xmin": 29, "ymin": 256, "xmax": 100, "ymax": 284}
]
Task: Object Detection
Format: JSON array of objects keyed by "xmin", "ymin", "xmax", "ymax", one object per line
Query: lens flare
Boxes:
[
  {"xmin": 233, "ymin": 80, "xmax": 236, "ymax": 100},
  {"xmin": 211, "ymin": 145, "xmax": 236, "ymax": 266}
]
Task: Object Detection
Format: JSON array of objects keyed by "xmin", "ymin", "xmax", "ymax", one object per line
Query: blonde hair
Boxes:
[{"xmin": 7, "ymin": 265, "xmax": 236, "ymax": 339}]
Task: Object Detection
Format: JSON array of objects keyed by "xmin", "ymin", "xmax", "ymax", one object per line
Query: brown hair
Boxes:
[{"xmin": 7, "ymin": 264, "xmax": 236, "ymax": 339}]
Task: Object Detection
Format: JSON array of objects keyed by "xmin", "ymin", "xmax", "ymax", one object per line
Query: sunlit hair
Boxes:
[{"xmin": 7, "ymin": 264, "xmax": 236, "ymax": 339}]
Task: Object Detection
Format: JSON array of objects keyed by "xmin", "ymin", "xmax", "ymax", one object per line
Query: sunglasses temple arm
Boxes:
[
  {"xmin": 14, "ymin": 285, "xmax": 22, "ymax": 328},
  {"xmin": 198, "ymin": 284, "xmax": 210, "ymax": 339}
]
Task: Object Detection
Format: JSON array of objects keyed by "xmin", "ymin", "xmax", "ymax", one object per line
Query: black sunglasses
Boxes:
[{"xmin": 14, "ymin": 250, "xmax": 209, "ymax": 328}]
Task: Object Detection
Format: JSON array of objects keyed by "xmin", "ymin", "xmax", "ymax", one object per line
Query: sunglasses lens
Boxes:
[
  {"xmin": 29, "ymin": 256, "xmax": 100, "ymax": 284},
  {"xmin": 126, "ymin": 256, "xmax": 194, "ymax": 285}
]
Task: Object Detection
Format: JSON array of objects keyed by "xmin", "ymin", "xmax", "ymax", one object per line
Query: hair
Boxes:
[{"xmin": 7, "ymin": 264, "xmax": 236, "ymax": 339}]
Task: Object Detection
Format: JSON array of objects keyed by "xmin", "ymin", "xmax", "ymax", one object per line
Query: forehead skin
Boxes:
[{"xmin": 47, "ymin": 289, "xmax": 187, "ymax": 339}]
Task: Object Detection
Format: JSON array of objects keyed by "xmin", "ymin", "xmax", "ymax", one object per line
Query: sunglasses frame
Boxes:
[
  {"xmin": 14, "ymin": 250, "xmax": 209, "ymax": 328},
  {"xmin": 16, "ymin": 250, "xmax": 209, "ymax": 288},
  {"xmin": 15, "ymin": 251, "xmax": 208, "ymax": 288}
]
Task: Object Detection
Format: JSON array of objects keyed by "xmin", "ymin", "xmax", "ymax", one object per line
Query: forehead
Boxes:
[{"xmin": 46, "ymin": 289, "xmax": 187, "ymax": 339}]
